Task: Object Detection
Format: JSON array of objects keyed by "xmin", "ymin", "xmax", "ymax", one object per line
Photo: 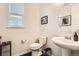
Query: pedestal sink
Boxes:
[{"xmin": 52, "ymin": 37, "xmax": 79, "ymax": 56}]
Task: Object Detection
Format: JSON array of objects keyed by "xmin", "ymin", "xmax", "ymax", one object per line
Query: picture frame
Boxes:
[
  {"xmin": 41, "ymin": 16, "xmax": 48, "ymax": 25},
  {"xmin": 60, "ymin": 15, "xmax": 71, "ymax": 26}
]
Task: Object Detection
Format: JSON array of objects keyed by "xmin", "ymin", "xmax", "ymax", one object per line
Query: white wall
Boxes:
[
  {"xmin": 58, "ymin": 4, "xmax": 72, "ymax": 37},
  {"xmin": 40, "ymin": 3, "xmax": 79, "ymax": 56},
  {"xmin": 71, "ymin": 4, "xmax": 79, "ymax": 56},
  {"xmin": 71, "ymin": 4, "xmax": 79, "ymax": 32},
  {"xmin": 59, "ymin": 4, "xmax": 79, "ymax": 56},
  {"xmin": 40, "ymin": 4, "xmax": 64, "ymax": 56},
  {"xmin": 0, "ymin": 3, "xmax": 40, "ymax": 55}
]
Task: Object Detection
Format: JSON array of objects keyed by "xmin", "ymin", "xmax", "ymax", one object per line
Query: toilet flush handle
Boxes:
[{"xmin": 21, "ymin": 40, "xmax": 27, "ymax": 44}]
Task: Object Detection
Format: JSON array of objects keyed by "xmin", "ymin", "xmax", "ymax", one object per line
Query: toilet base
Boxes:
[{"xmin": 32, "ymin": 50, "xmax": 42, "ymax": 56}]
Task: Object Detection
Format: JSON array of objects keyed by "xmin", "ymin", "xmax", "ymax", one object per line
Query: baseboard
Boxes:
[
  {"xmin": 21, "ymin": 52, "xmax": 32, "ymax": 56},
  {"xmin": 13, "ymin": 51, "xmax": 31, "ymax": 56}
]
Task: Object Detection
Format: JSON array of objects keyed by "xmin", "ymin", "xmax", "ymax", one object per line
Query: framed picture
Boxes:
[
  {"xmin": 41, "ymin": 16, "xmax": 48, "ymax": 25},
  {"xmin": 60, "ymin": 15, "xmax": 71, "ymax": 26}
]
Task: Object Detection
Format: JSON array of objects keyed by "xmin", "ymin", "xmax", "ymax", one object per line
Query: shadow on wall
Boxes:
[{"xmin": 47, "ymin": 36, "xmax": 62, "ymax": 56}]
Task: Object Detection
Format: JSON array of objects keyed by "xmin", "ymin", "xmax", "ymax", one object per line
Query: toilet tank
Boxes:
[{"xmin": 39, "ymin": 36, "xmax": 47, "ymax": 45}]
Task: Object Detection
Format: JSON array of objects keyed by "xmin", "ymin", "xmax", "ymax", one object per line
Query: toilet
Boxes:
[{"xmin": 30, "ymin": 36, "xmax": 47, "ymax": 56}]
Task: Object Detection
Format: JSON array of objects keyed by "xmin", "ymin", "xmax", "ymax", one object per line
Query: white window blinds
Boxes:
[{"xmin": 8, "ymin": 3, "xmax": 24, "ymax": 28}]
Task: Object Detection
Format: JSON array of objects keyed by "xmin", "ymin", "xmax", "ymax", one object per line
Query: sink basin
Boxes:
[{"xmin": 52, "ymin": 37, "xmax": 79, "ymax": 50}]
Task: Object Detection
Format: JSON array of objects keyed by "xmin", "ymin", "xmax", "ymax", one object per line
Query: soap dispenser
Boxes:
[{"xmin": 74, "ymin": 32, "xmax": 78, "ymax": 41}]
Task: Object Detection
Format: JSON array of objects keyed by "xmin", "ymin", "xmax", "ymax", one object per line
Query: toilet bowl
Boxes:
[
  {"xmin": 30, "ymin": 43, "xmax": 42, "ymax": 56},
  {"xmin": 30, "ymin": 36, "xmax": 47, "ymax": 56}
]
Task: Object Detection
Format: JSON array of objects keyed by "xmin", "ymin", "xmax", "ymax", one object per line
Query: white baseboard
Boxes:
[{"xmin": 13, "ymin": 51, "xmax": 31, "ymax": 56}]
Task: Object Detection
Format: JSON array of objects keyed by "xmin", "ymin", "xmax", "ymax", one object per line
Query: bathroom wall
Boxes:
[
  {"xmin": 0, "ymin": 3, "xmax": 40, "ymax": 55},
  {"xmin": 40, "ymin": 4, "xmax": 64, "ymax": 56},
  {"xmin": 40, "ymin": 3, "xmax": 79, "ymax": 56},
  {"xmin": 59, "ymin": 3, "xmax": 79, "ymax": 56},
  {"xmin": 58, "ymin": 4, "xmax": 72, "ymax": 37},
  {"xmin": 70, "ymin": 4, "xmax": 79, "ymax": 56},
  {"xmin": 71, "ymin": 4, "xmax": 79, "ymax": 32},
  {"xmin": 58, "ymin": 3, "xmax": 79, "ymax": 39}
]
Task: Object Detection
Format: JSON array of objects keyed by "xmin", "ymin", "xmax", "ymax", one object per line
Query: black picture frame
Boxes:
[
  {"xmin": 60, "ymin": 15, "xmax": 71, "ymax": 26},
  {"xmin": 41, "ymin": 16, "xmax": 48, "ymax": 25}
]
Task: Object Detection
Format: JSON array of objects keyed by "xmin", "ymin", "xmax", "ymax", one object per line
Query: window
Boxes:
[{"xmin": 8, "ymin": 3, "xmax": 24, "ymax": 28}]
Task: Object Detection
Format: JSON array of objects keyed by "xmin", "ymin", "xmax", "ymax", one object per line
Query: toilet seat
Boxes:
[{"xmin": 30, "ymin": 43, "xmax": 42, "ymax": 50}]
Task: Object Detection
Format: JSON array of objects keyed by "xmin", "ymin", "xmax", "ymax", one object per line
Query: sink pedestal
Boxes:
[{"xmin": 62, "ymin": 48, "xmax": 71, "ymax": 56}]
